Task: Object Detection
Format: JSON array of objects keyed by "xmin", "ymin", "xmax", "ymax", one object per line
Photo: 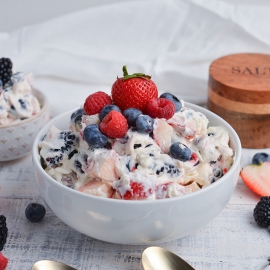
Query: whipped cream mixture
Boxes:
[
  {"xmin": 39, "ymin": 102, "xmax": 234, "ymax": 200},
  {"xmin": 0, "ymin": 72, "xmax": 40, "ymax": 125}
]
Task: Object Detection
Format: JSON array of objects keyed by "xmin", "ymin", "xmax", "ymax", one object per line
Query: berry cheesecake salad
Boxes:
[
  {"xmin": 39, "ymin": 66, "xmax": 234, "ymax": 200},
  {"xmin": 0, "ymin": 58, "xmax": 40, "ymax": 125}
]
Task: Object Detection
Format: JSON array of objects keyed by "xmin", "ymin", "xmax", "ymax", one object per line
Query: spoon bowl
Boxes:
[
  {"xmin": 31, "ymin": 260, "xmax": 77, "ymax": 270},
  {"xmin": 32, "ymin": 247, "xmax": 195, "ymax": 270},
  {"xmin": 141, "ymin": 247, "xmax": 195, "ymax": 270}
]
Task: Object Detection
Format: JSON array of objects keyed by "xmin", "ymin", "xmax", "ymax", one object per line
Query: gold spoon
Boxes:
[
  {"xmin": 31, "ymin": 247, "xmax": 194, "ymax": 270},
  {"xmin": 31, "ymin": 260, "xmax": 76, "ymax": 270},
  {"xmin": 141, "ymin": 246, "xmax": 195, "ymax": 270}
]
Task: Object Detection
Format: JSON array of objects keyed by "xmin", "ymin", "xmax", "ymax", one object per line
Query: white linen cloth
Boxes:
[{"xmin": 0, "ymin": 0, "xmax": 270, "ymax": 117}]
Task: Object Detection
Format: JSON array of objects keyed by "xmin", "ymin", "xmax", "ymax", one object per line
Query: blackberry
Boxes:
[
  {"xmin": 18, "ymin": 98, "xmax": 27, "ymax": 110},
  {"xmin": 74, "ymin": 159, "xmax": 84, "ymax": 174},
  {"xmin": 0, "ymin": 215, "xmax": 8, "ymax": 251},
  {"xmin": 45, "ymin": 131, "xmax": 77, "ymax": 167},
  {"xmin": 0, "ymin": 58, "xmax": 13, "ymax": 86},
  {"xmin": 68, "ymin": 149, "xmax": 78, "ymax": 160},
  {"xmin": 58, "ymin": 131, "xmax": 76, "ymax": 152},
  {"xmin": 155, "ymin": 163, "xmax": 180, "ymax": 177},
  {"xmin": 253, "ymin": 196, "xmax": 270, "ymax": 227},
  {"xmin": 46, "ymin": 152, "xmax": 64, "ymax": 166}
]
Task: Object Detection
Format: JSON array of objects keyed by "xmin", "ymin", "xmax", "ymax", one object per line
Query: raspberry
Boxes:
[
  {"xmin": 100, "ymin": 111, "xmax": 128, "ymax": 138},
  {"xmin": 123, "ymin": 182, "xmax": 152, "ymax": 200},
  {"xmin": 160, "ymin": 92, "xmax": 182, "ymax": 112},
  {"xmin": 146, "ymin": 98, "xmax": 175, "ymax": 120},
  {"xmin": 84, "ymin": 91, "xmax": 112, "ymax": 116},
  {"xmin": 0, "ymin": 58, "xmax": 12, "ymax": 86},
  {"xmin": 0, "ymin": 252, "xmax": 8, "ymax": 270}
]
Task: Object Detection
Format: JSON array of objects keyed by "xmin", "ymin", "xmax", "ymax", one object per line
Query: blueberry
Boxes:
[
  {"xmin": 70, "ymin": 108, "xmax": 86, "ymax": 124},
  {"xmin": 252, "ymin": 153, "xmax": 270, "ymax": 165},
  {"xmin": 169, "ymin": 142, "xmax": 191, "ymax": 162},
  {"xmin": 25, "ymin": 203, "xmax": 46, "ymax": 222},
  {"xmin": 136, "ymin": 115, "xmax": 154, "ymax": 134},
  {"xmin": 83, "ymin": 124, "xmax": 108, "ymax": 148},
  {"xmin": 123, "ymin": 108, "xmax": 142, "ymax": 126},
  {"xmin": 100, "ymin": 105, "xmax": 121, "ymax": 121},
  {"xmin": 160, "ymin": 92, "xmax": 182, "ymax": 112}
]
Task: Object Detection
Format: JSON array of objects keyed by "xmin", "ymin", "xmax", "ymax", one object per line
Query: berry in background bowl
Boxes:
[
  {"xmin": 0, "ymin": 58, "xmax": 50, "ymax": 162},
  {"xmin": 32, "ymin": 66, "xmax": 241, "ymax": 244}
]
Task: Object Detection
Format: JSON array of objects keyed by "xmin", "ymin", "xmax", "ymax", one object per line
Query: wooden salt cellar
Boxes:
[{"xmin": 208, "ymin": 53, "xmax": 270, "ymax": 149}]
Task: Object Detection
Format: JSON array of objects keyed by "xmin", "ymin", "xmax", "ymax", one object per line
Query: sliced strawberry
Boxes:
[
  {"xmin": 240, "ymin": 162, "xmax": 270, "ymax": 196},
  {"xmin": 78, "ymin": 180, "xmax": 113, "ymax": 198},
  {"xmin": 153, "ymin": 118, "xmax": 173, "ymax": 153},
  {"xmin": 0, "ymin": 252, "xmax": 8, "ymax": 270}
]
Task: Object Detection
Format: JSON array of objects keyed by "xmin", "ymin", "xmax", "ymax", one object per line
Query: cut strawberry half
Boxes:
[
  {"xmin": 240, "ymin": 162, "xmax": 270, "ymax": 196},
  {"xmin": 0, "ymin": 252, "xmax": 8, "ymax": 270}
]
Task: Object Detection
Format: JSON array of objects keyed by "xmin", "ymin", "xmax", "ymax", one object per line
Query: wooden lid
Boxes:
[
  {"xmin": 208, "ymin": 53, "xmax": 270, "ymax": 148},
  {"xmin": 209, "ymin": 53, "xmax": 270, "ymax": 114}
]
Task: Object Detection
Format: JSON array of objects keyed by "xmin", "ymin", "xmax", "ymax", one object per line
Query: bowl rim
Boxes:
[
  {"xmin": 0, "ymin": 88, "xmax": 49, "ymax": 129},
  {"xmin": 32, "ymin": 102, "xmax": 242, "ymax": 205}
]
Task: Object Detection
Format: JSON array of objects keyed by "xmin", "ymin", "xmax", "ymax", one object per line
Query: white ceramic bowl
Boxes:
[
  {"xmin": 32, "ymin": 103, "xmax": 241, "ymax": 245},
  {"xmin": 0, "ymin": 89, "xmax": 49, "ymax": 162}
]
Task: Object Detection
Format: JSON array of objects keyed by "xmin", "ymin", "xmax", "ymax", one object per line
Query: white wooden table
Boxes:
[{"xmin": 1, "ymin": 147, "xmax": 270, "ymax": 270}]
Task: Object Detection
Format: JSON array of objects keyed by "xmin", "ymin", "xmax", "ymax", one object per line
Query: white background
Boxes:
[
  {"xmin": 0, "ymin": 0, "xmax": 129, "ymax": 32},
  {"xmin": 0, "ymin": 0, "xmax": 269, "ymax": 32}
]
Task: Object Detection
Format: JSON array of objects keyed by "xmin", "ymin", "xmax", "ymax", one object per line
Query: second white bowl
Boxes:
[{"xmin": 0, "ymin": 89, "xmax": 49, "ymax": 162}]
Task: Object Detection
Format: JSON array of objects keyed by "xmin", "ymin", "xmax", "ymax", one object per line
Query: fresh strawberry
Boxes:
[
  {"xmin": 84, "ymin": 91, "xmax": 112, "ymax": 115},
  {"xmin": 111, "ymin": 66, "xmax": 158, "ymax": 113},
  {"xmin": 240, "ymin": 162, "xmax": 270, "ymax": 196},
  {"xmin": 122, "ymin": 181, "xmax": 153, "ymax": 200},
  {"xmin": 0, "ymin": 253, "xmax": 8, "ymax": 270},
  {"xmin": 99, "ymin": 111, "xmax": 128, "ymax": 138},
  {"xmin": 147, "ymin": 98, "xmax": 175, "ymax": 120}
]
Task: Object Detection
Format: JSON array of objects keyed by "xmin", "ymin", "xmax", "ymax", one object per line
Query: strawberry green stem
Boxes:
[
  {"xmin": 122, "ymin": 65, "xmax": 151, "ymax": 80},
  {"xmin": 123, "ymin": 66, "xmax": 129, "ymax": 76}
]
